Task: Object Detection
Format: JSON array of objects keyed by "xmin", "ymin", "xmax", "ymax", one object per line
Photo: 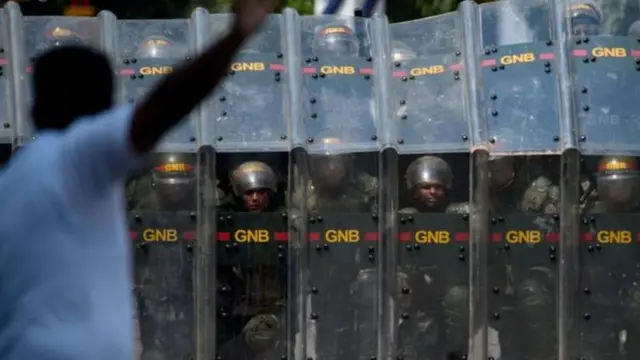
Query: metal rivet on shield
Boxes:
[
  {"xmin": 491, "ymin": 47, "xmax": 497, "ymax": 53},
  {"xmin": 368, "ymin": 246, "xmax": 375, "ymax": 254},
  {"xmin": 230, "ymin": 70, "xmax": 236, "ymax": 75},
  {"xmin": 221, "ymin": 111, "xmax": 227, "ymax": 116},
  {"xmin": 313, "ymin": 57, "xmax": 319, "ymax": 62},
  {"xmin": 135, "ymin": 214, "xmax": 142, "ymax": 222},
  {"xmin": 217, "ymin": 136, "xmax": 223, "ymax": 141},
  {"xmin": 459, "ymin": 246, "xmax": 465, "ymax": 253},
  {"xmin": 398, "ymin": 139, "xmax": 404, "ymax": 144},
  {"xmin": 491, "ymin": 66, "xmax": 498, "ymax": 72},
  {"xmin": 131, "ymin": 58, "xmax": 137, "ymax": 64},
  {"xmin": 544, "ymin": 61, "xmax": 551, "ymax": 68},
  {"xmin": 583, "ymin": 37, "xmax": 589, "ymax": 44},
  {"xmin": 584, "ymin": 288, "xmax": 591, "ymax": 295},
  {"xmin": 580, "ymin": 135, "xmax": 587, "ymax": 142},
  {"xmin": 316, "ymin": 216, "xmax": 323, "ymax": 222},
  {"xmin": 189, "ymin": 211, "xmax": 196, "ymax": 220},
  {"xmin": 484, "ymin": 48, "xmax": 491, "ymax": 55},
  {"xmin": 309, "ymin": 217, "xmax": 316, "ymax": 224},
  {"xmin": 407, "ymin": 216, "xmax": 414, "ymax": 223},
  {"xmin": 371, "ymin": 135, "xmax": 377, "ymax": 141},
  {"xmin": 461, "ymin": 135, "xmax": 468, "ymax": 141},
  {"xmin": 553, "ymin": 213, "xmax": 560, "ymax": 220},
  {"xmin": 581, "ymin": 86, "xmax": 588, "ymax": 94},
  {"xmin": 549, "ymin": 246, "xmax": 556, "ymax": 254},
  {"xmin": 595, "ymin": 243, "xmax": 601, "ymax": 251},
  {"xmin": 546, "ymin": 40, "xmax": 553, "ymax": 46},
  {"xmin": 280, "ymin": 135, "xmax": 287, "ymax": 140},
  {"xmin": 549, "ymin": 253, "xmax": 556, "ymax": 261},
  {"xmin": 636, "ymin": 64, "xmax": 640, "ymax": 71},
  {"xmin": 366, "ymin": 56, "xmax": 372, "ymax": 62},
  {"xmin": 583, "ymin": 313, "xmax": 591, "ymax": 320},
  {"xmin": 491, "ymin": 109, "xmax": 499, "ymax": 116},
  {"xmin": 455, "ymin": 51, "xmax": 461, "ymax": 56},
  {"xmin": 413, "ymin": 244, "xmax": 420, "ymax": 250},
  {"xmin": 395, "ymin": 62, "xmax": 401, "ymax": 67},
  {"xmin": 219, "ymin": 96, "xmax": 226, "ymax": 102},
  {"xmin": 138, "ymin": 75, "xmax": 144, "ymax": 79},
  {"xmin": 582, "ymin": 57, "xmax": 589, "ymax": 63},
  {"xmin": 587, "ymin": 245, "xmax": 594, "ymax": 252},
  {"xmin": 371, "ymin": 213, "xmax": 378, "ymax": 221},
  {"xmin": 315, "ymin": 244, "xmax": 322, "ymax": 251},
  {"xmin": 401, "ymin": 287, "xmax": 410, "ymax": 294},
  {"xmin": 400, "ymin": 313, "xmax": 409, "ymax": 320},
  {"xmin": 405, "ymin": 245, "xmax": 412, "ymax": 252},
  {"xmin": 458, "ymin": 254, "xmax": 465, "ymax": 261},
  {"xmin": 453, "ymin": 70, "xmax": 459, "ymax": 76},
  {"xmin": 0, "ymin": 48, "xmax": 3, "ymax": 53},
  {"xmin": 185, "ymin": 56, "xmax": 191, "ymax": 61},
  {"xmin": 492, "ymin": 287, "xmax": 499, "ymax": 294},
  {"xmin": 323, "ymin": 244, "xmax": 329, "ymax": 250},
  {"xmin": 277, "ymin": 52, "xmax": 283, "ymax": 58},
  {"xmin": 2, "ymin": 123, "xmax": 8, "ymax": 129},
  {"xmin": 490, "ymin": 94, "xmax": 497, "ymax": 100},
  {"xmin": 128, "ymin": 98, "xmax": 135, "ymax": 103},
  {"xmin": 553, "ymin": 136, "xmax": 559, "ymax": 142},
  {"xmin": 364, "ymin": 75, "xmax": 371, "ymax": 80},
  {"xmin": 370, "ymin": 356, "xmax": 377, "ymax": 360},
  {"xmin": 491, "ymin": 217, "xmax": 497, "ymax": 224},
  {"xmin": 408, "ymin": 75, "xmax": 415, "ymax": 80},
  {"xmin": 503, "ymin": 243, "xmax": 510, "ymax": 251},
  {"xmin": 130, "ymin": 75, "xmax": 136, "ymax": 80},
  {"xmin": 399, "ymin": 100, "xmax": 406, "ymax": 105},
  {"xmin": 462, "ymin": 214, "xmax": 469, "ymax": 221},
  {"xmin": 307, "ymin": 137, "xmax": 314, "ymax": 143},
  {"xmin": 493, "ymin": 312, "xmax": 500, "ymax": 320},
  {"xmin": 400, "ymin": 217, "xmax": 406, "ymax": 224},
  {"xmin": 312, "ymin": 73, "xmax": 318, "ymax": 79},
  {"xmin": 401, "ymin": 76, "xmax": 408, "ymax": 82},
  {"xmin": 123, "ymin": 59, "xmax": 130, "ymax": 65},
  {"xmin": 368, "ymin": 254, "xmax": 375, "ymax": 261},
  {"xmin": 310, "ymin": 113, "xmax": 317, "ymax": 119},
  {"xmin": 310, "ymin": 313, "xmax": 318, "ymax": 320},
  {"xmin": 400, "ymin": 114, "xmax": 407, "ymax": 120},
  {"xmin": 320, "ymin": 73, "xmax": 326, "ymax": 78},
  {"xmin": 544, "ymin": 67, "xmax": 551, "ymax": 73},
  {"xmin": 588, "ymin": 216, "xmax": 595, "ymax": 223},
  {"xmin": 590, "ymin": 56, "xmax": 596, "ymax": 62},
  {"xmin": 310, "ymin": 287, "xmax": 318, "ymax": 294},
  {"xmin": 582, "ymin": 218, "xmax": 588, "ymax": 225},
  {"xmin": 576, "ymin": 39, "xmax": 582, "ymax": 45},
  {"xmin": 490, "ymin": 136, "xmax": 497, "ymax": 143},
  {"xmin": 499, "ymin": 65, "xmax": 505, "ymax": 70}
]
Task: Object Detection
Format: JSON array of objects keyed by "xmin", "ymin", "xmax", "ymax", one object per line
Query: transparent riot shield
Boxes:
[
  {"xmin": 127, "ymin": 152, "xmax": 197, "ymax": 359},
  {"xmin": 0, "ymin": 9, "xmax": 13, "ymax": 146},
  {"xmin": 568, "ymin": 1, "xmax": 640, "ymax": 358},
  {"xmin": 479, "ymin": 1, "xmax": 561, "ymax": 358},
  {"xmin": 290, "ymin": 15, "xmax": 380, "ymax": 360},
  {"xmin": 480, "ymin": 0, "xmax": 560, "ymax": 153},
  {"xmin": 387, "ymin": 13, "xmax": 470, "ymax": 359},
  {"xmin": 389, "ymin": 13, "xmax": 467, "ymax": 154},
  {"xmin": 210, "ymin": 15, "xmax": 287, "ymax": 152},
  {"xmin": 570, "ymin": 0, "xmax": 640, "ymax": 154},
  {"xmin": 205, "ymin": 13, "xmax": 290, "ymax": 360},
  {"xmin": 116, "ymin": 19, "xmax": 194, "ymax": 152},
  {"xmin": 8, "ymin": 12, "xmax": 102, "ymax": 144}
]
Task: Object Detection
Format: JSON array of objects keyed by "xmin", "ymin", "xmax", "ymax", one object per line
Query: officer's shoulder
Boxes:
[
  {"xmin": 399, "ymin": 207, "xmax": 418, "ymax": 214},
  {"xmin": 446, "ymin": 202, "xmax": 470, "ymax": 214}
]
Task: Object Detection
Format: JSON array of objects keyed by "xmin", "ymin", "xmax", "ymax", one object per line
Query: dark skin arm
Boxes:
[{"xmin": 130, "ymin": 0, "xmax": 280, "ymax": 154}]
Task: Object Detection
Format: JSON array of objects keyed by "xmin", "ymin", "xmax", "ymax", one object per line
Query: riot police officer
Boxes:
[
  {"xmin": 568, "ymin": 0, "xmax": 603, "ymax": 36},
  {"xmin": 293, "ymin": 138, "xmax": 377, "ymax": 214},
  {"xmin": 228, "ymin": 161, "xmax": 281, "ymax": 212},
  {"xmin": 400, "ymin": 156, "xmax": 458, "ymax": 213},
  {"xmin": 312, "ymin": 24, "xmax": 360, "ymax": 58},
  {"xmin": 128, "ymin": 153, "xmax": 197, "ymax": 211},
  {"xmin": 586, "ymin": 155, "xmax": 640, "ymax": 213}
]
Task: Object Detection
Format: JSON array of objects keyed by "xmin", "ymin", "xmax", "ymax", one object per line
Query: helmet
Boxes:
[
  {"xmin": 44, "ymin": 25, "xmax": 82, "ymax": 48},
  {"xmin": 150, "ymin": 153, "xmax": 196, "ymax": 205},
  {"xmin": 568, "ymin": 0, "xmax": 603, "ymax": 36},
  {"xmin": 230, "ymin": 161, "xmax": 278, "ymax": 197},
  {"xmin": 488, "ymin": 156, "xmax": 516, "ymax": 191},
  {"xmin": 137, "ymin": 36, "xmax": 174, "ymax": 58},
  {"xmin": 309, "ymin": 138, "xmax": 355, "ymax": 188},
  {"xmin": 243, "ymin": 314, "xmax": 279, "ymax": 352},
  {"xmin": 405, "ymin": 156, "xmax": 453, "ymax": 191},
  {"xmin": 595, "ymin": 156, "xmax": 640, "ymax": 208},
  {"xmin": 312, "ymin": 24, "xmax": 359, "ymax": 58}
]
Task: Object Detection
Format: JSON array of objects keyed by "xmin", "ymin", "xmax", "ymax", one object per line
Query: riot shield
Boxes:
[
  {"xmin": 478, "ymin": 2, "xmax": 561, "ymax": 358},
  {"xmin": 116, "ymin": 20, "xmax": 195, "ymax": 152},
  {"xmin": 128, "ymin": 211, "xmax": 195, "ymax": 360},
  {"xmin": 569, "ymin": 0, "xmax": 640, "ymax": 155},
  {"xmin": 480, "ymin": 1, "xmax": 560, "ymax": 153},
  {"xmin": 389, "ymin": 14, "xmax": 467, "ymax": 154},
  {"xmin": 0, "ymin": 10, "xmax": 12, "ymax": 144},
  {"xmin": 128, "ymin": 152, "xmax": 197, "ymax": 360},
  {"xmin": 577, "ymin": 154, "xmax": 640, "ymax": 359},
  {"xmin": 215, "ymin": 212, "xmax": 288, "ymax": 360},
  {"xmin": 293, "ymin": 15, "xmax": 381, "ymax": 359},
  {"xmin": 210, "ymin": 15, "xmax": 287, "ymax": 152},
  {"xmin": 15, "ymin": 15, "xmax": 102, "ymax": 143},
  {"xmin": 392, "ymin": 153, "xmax": 470, "ymax": 359}
]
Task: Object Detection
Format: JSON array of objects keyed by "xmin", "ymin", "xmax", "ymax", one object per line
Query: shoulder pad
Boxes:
[
  {"xmin": 399, "ymin": 207, "xmax": 418, "ymax": 214},
  {"xmin": 446, "ymin": 202, "xmax": 470, "ymax": 214}
]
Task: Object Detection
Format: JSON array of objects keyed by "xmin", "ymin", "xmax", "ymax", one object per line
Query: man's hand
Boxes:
[{"xmin": 232, "ymin": 0, "xmax": 281, "ymax": 38}]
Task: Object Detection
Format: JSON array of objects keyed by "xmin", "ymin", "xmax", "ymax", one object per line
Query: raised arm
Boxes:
[{"xmin": 130, "ymin": 0, "xmax": 279, "ymax": 154}]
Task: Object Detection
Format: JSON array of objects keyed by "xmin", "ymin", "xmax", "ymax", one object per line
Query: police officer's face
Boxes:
[
  {"xmin": 243, "ymin": 189, "xmax": 270, "ymax": 212},
  {"xmin": 415, "ymin": 182, "xmax": 446, "ymax": 207}
]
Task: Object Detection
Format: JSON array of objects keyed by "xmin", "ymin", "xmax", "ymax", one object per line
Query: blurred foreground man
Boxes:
[{"xmin": 0, "ymin": 0, "xmax": 278, "ymax": 359}]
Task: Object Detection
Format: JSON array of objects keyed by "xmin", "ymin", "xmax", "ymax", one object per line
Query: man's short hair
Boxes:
[{"xmin": 32, "ymin": 45, "xmax": 114, "ymax": 130}]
